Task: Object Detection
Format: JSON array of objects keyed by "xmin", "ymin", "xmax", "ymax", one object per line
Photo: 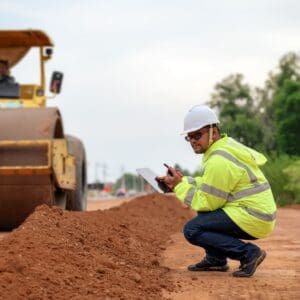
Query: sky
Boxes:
[{"xmin": 1, "ymin": 0, "xmax": 300, "ymax": 183}]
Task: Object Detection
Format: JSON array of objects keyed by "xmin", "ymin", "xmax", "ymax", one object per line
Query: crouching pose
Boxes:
[{"xmin": 157, "ymin": 105, "xmax": 276, "ymax": 277}]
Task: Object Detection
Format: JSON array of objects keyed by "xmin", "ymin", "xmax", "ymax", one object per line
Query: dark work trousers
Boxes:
[{"xmin": 183, "ymin": 209, "xmax": 260, "ymax": 265}]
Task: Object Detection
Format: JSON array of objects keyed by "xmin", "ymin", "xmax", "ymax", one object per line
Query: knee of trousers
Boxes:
[{"xmin": 183, "ymin": 221, "xmax": 203, "ymax": 244}]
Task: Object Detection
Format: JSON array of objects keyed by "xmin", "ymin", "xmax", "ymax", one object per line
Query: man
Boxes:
[
  {"xmin": 157, "ymin": 105, "xmax": 276, "ymax": 277},
  {"xmin": 0, "ymin": 60, "xmax": 15, "ymax": 84}
]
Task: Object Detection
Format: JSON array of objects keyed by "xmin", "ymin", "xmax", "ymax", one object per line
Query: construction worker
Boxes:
[
  {"xmin": 0, "ymin": 60, "xmax": 15, "ymax": 85},
  {"xmin": 157, "ymin": 105, "xmax": 276, "ymax": 277}
]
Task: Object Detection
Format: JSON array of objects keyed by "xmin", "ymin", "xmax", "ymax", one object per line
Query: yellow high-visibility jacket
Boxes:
[{"xmin": 174, "ymin": 135, "xmax": 276, "ymax": 239}]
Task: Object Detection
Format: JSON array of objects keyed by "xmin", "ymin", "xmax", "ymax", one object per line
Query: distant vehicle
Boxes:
[
  {"xmin": 116, "ymin": 188, "xmax": 126, "ymax": 197},
  {"xmin": 128, "ymin": 189, "xmax": 137, "ymax": 197},
  {"xmin": 88, "ymin": 182, "xmax": 104, "ymax": 190}
]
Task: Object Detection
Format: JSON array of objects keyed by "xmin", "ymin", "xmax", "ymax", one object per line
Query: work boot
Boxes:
[
  {"xmin": 232, "ymin": 249, "xmax": 266, "ymax": 277},
  {"xmin": 188, "ymin": 257, "xmax": 229, "ymax": 272}
]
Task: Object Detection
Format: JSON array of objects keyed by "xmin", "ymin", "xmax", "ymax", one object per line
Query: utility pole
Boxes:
[
  {"xmin": 95, "ymin": 162, "xmax": 100, "ymax": 182},
  {"xmin": 140, "ymin": 176, "xmax": 144, "ymax": 192},
  {"xmin": 132, "ymin": 175, "xmax": 136, "ymax": 191},
  {"xmin": 100, "ymin": 163, "xmax": 107, "ymax": 183},
  {"xmin": 121, "ymin": 166, "xmax": 125, "ymax": 190}
]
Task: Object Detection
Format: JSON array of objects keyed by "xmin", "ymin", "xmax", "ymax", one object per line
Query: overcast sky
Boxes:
[{"xmin": 1, "ymin": 0, "xmax": 300, "ymax": 182}]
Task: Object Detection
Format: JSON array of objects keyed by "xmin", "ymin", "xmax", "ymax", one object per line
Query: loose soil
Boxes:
[
  {"xmin": 0, "ymin": 194, "xmax": 191, "ymax": 299},
  {"xmin": 163, "ymin": 205, "xmax": 300, "ymax": 299},
  {"xmin": 0, "ymin": 195, "xmax": 299, "ymax": 299}
]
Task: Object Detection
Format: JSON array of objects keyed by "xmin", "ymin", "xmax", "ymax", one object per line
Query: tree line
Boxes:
[{"xmin": 207, "ymin": 52, "xmax": 300, "ymax": 156}]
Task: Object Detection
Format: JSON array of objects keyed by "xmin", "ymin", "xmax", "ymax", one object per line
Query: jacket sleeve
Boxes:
[{"xmin": 174, "ymin": 155, "xmax": 243, "ymax": 211}]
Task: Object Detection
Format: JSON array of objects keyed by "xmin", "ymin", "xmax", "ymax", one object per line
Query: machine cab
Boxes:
[{"xmin": 0, "ymin": 30, "xmax": 63, "ymax": 108}]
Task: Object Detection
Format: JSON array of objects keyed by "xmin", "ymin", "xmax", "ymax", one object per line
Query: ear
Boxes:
[{"xmin": 212, "ymin": 127, "xmax": 219, "ymax": 140}]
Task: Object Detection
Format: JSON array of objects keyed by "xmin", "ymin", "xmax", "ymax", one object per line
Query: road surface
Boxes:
[{"xmin": 162, "ymin": 205, "xmax": 300, "ymax": 299}]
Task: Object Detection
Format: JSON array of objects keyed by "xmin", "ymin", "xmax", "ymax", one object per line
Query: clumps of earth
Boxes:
[{"xmin": 0, "ymin": 194, "xmax": 191, "ymax": 299}]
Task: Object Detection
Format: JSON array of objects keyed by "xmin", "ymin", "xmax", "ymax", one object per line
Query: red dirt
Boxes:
[
  {"xmin": 0, "ymin": 194, "xmax": 191, "ymax": 299},
  {"xmin": 0, "ymin": 197, "xmax": 299, "ymax": 299},
  {"xmin": 163, "ymin": 205, "xmax": 300, "ymax": 299}
]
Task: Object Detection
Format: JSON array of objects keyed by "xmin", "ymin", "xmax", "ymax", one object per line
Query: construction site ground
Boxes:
[{"xmin": 0, "ymin": 194, "xmax": 299, "ymax": 299}]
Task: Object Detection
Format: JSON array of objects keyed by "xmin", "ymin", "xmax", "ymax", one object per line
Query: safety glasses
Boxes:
[{"xmin": 184, "ymin": 129, "xmax": 208, "ymax": 142}]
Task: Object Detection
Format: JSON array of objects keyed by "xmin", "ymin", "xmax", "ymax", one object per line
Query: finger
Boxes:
[
  {"xmin": 167, "ymin": 166, "xmax": 177, "ymax": 176},
  {"xmin": 176, "ymin": 170, "xmax": 183, "ymax": 177}
]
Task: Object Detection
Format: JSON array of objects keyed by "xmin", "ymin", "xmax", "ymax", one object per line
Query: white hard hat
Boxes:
[{"xmin": 182, "ymin": 105, "xmax": 219, "ymax": 134}]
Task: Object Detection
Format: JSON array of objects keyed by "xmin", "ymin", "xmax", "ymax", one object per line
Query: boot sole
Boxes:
[
  {"xmin": 232, "ymin": 250, "xmax": 266, "ymax": 278},
  {"xmin": 188, "ymin": 265, "xmax": 229, "ymax": 272}
]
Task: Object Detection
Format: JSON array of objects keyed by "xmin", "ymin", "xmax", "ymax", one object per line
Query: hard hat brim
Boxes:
[{"xmin": 181, "ymin": 123, "xmax": 219, "ymax": 135}]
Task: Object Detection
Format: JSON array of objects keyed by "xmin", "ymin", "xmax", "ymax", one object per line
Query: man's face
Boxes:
[
  {"xmin": 185, "ymin": 127, "xmax": 210, "ymax": 154},
  {"xmin": 0, "ymin": 63, "xmax": 8, "ymax": 77}
]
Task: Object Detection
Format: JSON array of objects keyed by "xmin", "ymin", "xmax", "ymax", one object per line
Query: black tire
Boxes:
[
  {"xmin": 65, "ymin": 135, "xmax": 87, "ymax": 211},
  {"xmin": 54, "ymin": 189, "xmax": 67, "ymax": 209}
]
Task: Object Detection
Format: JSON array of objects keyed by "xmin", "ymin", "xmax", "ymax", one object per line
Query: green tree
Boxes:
[
  {"xmin": 113, "ymin": 173, "xmax": 143, "ymax": 194},
  {"xmin": 207, "ymin": 74, "xmax": 263, "ymax": 149},
  {"xmin": 283, "ymin": 160, "xmax": 300, "ymax": 203},
  {"xmin": 258, "ymin": 52, "xmax": 300, "ymax": 154},
  {"xmin": 254, "ymin": 87, "xmax": 276, "ymax": 153},
  {"xmin": 174, "ymin": 163, "xmax": 191, "ymax": 176},
  {"xmin": 266, "ymin": 52, "xmax": 300, "ymax": 93},
  {"xmin": 274, "ymin": 79, "xmax": 300, "ymax": 155},
  {"xmin": 261, "ymin": 155, "xmax": 299, "ymax": 206}
]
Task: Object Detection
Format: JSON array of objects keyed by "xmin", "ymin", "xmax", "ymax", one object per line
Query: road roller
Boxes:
[{"xmin": 0, "ymin": 30, "xmax": 87, "ymax": 229}]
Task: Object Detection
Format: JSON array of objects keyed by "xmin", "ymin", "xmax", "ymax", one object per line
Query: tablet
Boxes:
[{"xmin": 136, "ymin": 168, "xmax": 171, "ymax": 193}]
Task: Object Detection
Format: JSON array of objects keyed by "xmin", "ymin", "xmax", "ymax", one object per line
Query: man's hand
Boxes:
[{"xmin": 156, "ymin": 166, "xmax": 183, "ymax": 191}]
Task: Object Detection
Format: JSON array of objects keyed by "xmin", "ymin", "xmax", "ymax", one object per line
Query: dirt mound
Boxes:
[{"xmin": 0, "ymin": 194, "xmax": 191, "ymax": 299}]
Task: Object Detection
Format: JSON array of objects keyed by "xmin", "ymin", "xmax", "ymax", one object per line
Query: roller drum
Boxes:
[{"xmin": 0, "ymin": 107, "xmax": 64, "ymax": 229}]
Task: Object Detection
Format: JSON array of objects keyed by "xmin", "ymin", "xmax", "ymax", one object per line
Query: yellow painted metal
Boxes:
[
  {"xmin": 0, "ymin": 30, "xmax": 53, "ymax": 66},
  {"xmin": 0, "ymin": 30, "xmax": 54, "ymax": 108},
  {"xmin": 52, "ymin": 139, "xmax": 76, "ymax": 190},
  {"xmin": 0, "ymin": 139, "xmax": 76, "ymax": 190},
  {"xmin": 40, "ymin": 46, "xmax": 52, "ymax": 94},
  {"xmin": 0, "ymin": 30, "xmax": 79, "ymax": 228},
  {"xmin": 0, "ymin": 30, "xmax": 53, "ymax": 48},
  {"xmin": 0, "ymin": 85, "xmax": 46, "ymax": 108},
  {"xmin": 0, "ymin": 167, "xmax": 51, "ymax": 175},
  {"xmin": 20, "ymin": 84, "xmax": 46, "ymax": 107},
  {"xmin": 0, "ymin": 140, "xmax": 51, "ymax": 175}
]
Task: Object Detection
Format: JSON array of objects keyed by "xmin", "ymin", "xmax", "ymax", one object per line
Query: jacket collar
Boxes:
[{"xmin": 203, "ymin": 134, "xmax": 228, "ymax": 162}]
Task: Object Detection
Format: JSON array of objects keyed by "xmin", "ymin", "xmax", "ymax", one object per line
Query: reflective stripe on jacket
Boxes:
[{"xmin": 174, "ymin": 135, "xmax": 277, "ymax": 239}]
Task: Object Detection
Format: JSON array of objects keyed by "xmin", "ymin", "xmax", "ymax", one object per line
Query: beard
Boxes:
[{"xmin": 191, "ymin": 143, "xmax": 204, "ymax": 154}]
